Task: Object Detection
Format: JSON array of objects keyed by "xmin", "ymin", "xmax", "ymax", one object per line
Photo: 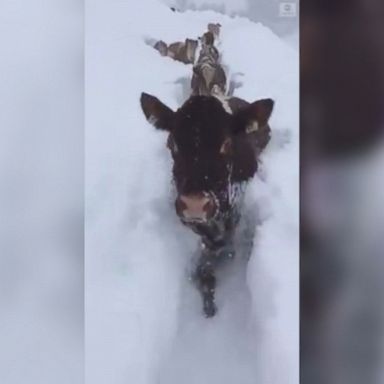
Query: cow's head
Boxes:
[{"xmin": 140, "ymin": 93, "xmax": 273, "ymax": 223}]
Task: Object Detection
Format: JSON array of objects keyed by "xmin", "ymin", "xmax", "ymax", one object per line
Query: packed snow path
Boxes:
[{"xmin": 86, "ymin": 1, "xmax": 299, "ymax": 384}]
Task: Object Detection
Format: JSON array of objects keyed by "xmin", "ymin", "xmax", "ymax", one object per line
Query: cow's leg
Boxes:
[
  {"xmin": 190, "ymin": 219, "xmax": 237, "ymax": 317},
  {"xmin": 195, "ymin": 246, "xmax": 218, "ymax": 318},
  {"xmin": 196, "ymin": 257, "xmax": 217, "ymax": 317},
  {"xmin": 194, "ymin": 233, "xmax": 236, "ymax": 317}
]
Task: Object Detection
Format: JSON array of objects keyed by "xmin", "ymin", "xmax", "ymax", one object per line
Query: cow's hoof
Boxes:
[{"xmin": 203, "ymin": 297, "xmax": 217, "ymax": 318}]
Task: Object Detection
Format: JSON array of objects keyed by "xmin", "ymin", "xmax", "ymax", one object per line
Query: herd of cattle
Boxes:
[{"xmin": 140, "ymin": 23, "xmax": 274, "ymax": 317}]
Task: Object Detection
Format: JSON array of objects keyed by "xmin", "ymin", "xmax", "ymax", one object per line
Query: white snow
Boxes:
[
  {"xmin": 163, "ymin": 0, "xmax": 248, "ymax": 14},
  {"xmin": 86, "ymin": 1, "xmax": 299, "ymax": 383}
]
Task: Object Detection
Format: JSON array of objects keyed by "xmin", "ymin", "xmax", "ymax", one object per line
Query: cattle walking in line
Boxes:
[
  {"xmin": 152, "ymin": 23, "xmax": 221, "ymax": 68},
  {"xmin": 191, "ymin": 31, "xmax": 227, "ymax": 98},
  {"xmin": 141, "ymin": 25, "xmax": 274, "ymax": 317},
  {"xmin": 154, "ymin": 38, "xmax": 198, "ymax": 65},
  {"xmin": 153, "ymin": 25, "xmax": 226, "ymax": 99}
]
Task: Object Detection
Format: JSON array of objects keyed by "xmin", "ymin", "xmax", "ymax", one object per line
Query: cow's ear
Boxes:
[
  {"xmin": 232, "ymin": 98, "xmax": 274, "ymax": 134},
  {"xmin": 140, "ymin": 92, "xmax": 175, "ymax": 131}
]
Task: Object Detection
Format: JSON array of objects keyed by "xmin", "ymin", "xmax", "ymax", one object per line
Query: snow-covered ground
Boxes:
[
  {"xmin": 163, "ymin": 0, "xmax": 299, "ymax": 38},
  {"xmin": 86, "ymin": 1, "xmax": 299, "ymax": 383}
]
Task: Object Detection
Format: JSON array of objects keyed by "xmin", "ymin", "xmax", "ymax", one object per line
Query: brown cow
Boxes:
[
  {"xmin": 140, "ymin": 94, "xmax": 273, "ymax": 317},
  {"xmin": 191, "ymin": 31, "xmax": 226, "ymax": 97},
  {"xmin": 142, "ymin": 25, "xmax": 273, "ymax": 317}
]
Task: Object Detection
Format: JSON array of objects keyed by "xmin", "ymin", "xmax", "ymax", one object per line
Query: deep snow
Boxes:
[{"xmin": 86, "ymin": 1, "xmax": 299, "ymax": 383}]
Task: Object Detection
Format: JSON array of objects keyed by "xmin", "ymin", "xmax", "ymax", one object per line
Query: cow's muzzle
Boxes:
[{"xmin": 175, "ymin": 192, "xmax": 217, "ymax": 222}]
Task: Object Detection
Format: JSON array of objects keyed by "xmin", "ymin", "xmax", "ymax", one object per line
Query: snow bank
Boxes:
[{"xmin": 86, "ymin": 1, "xmax": 298, "ymax": 383}]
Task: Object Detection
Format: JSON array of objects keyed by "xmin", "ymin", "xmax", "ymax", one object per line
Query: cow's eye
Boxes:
[{"xmin": 220, "ymin": 138, "xmax": 232, "ymax": 155}]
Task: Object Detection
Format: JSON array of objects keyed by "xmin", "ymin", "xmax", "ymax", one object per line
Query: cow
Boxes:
[
  {"xmin": 142, "ymin": 25, "xmax": 274, "ymax": 317},
  {"xmin": 140, "ymin": 92, "xmax": 274, "ymax": 317},
  {"xmin": 152, "ymin": 23, "xmax": 221, "ymax": 68},
  {"xmin": 191, "ymin": 31, "xmax": 226, "ymax": 97},
  {"xmin": 153, "ymin": 38, "xmax": 198, "ymax": 65}
]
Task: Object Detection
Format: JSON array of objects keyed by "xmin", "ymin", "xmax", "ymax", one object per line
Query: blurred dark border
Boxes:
[{"xmin": 301, "ymin": 1, "xmax": 384, "ymax": 383}]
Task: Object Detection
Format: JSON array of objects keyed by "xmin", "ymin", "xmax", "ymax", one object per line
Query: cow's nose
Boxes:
[{"xmin": 175, "ymin": 193, "xmax": 217, "ymax": 221}]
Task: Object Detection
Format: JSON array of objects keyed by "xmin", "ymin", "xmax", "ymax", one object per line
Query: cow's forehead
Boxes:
[
  {"xmin": 177, "ymin": 96, "xmax": 228, "ymax": 117},
  {"xmin": 173, "ymin": 96, "xmax": 231, "ymax": 137},
  {"xmin": 173, "ymin": 114, "xmax": 228, "ymax": 149}
]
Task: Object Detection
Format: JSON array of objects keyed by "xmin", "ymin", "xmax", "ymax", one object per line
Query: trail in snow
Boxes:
[
  {"xmin": 158, "ymin": 207, "xmax": 260, "ymax": 384},
  {"xmin": 86, "ymin": 1, "xmax": 298, "ymax": 384}
]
